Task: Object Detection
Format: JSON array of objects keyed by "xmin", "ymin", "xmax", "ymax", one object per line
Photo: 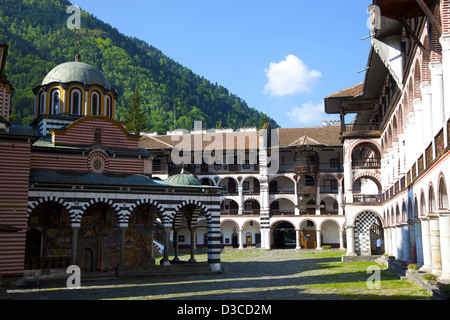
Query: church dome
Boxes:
[
  {"xmin": 164, "ymin": 170, "xmax": 202, "ymax": 186},
  {"xmin": 41, "ymin": 61, "xmax": 111, "ymax": 89}
]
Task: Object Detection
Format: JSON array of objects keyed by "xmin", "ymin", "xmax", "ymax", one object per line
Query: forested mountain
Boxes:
[{"xmin": 0, "ymin": 0, "xmax": 278, "ymax": 133}]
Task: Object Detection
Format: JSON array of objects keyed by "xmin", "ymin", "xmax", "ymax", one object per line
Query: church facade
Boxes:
[{"xmin": 0, "ymin": 45, "xmax": 222, "ymax": 279}]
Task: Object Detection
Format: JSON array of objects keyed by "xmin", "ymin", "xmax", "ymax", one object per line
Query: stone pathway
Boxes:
[{"xmin": 7, "ymin": 249, "xmax": 431, "ymax": 300}]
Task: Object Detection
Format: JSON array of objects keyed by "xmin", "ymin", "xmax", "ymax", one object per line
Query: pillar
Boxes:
[
  {"xmin": 429, "ymin": 214, "xmax": 442, "ymax": 275},
  {"xmin": 70, "ymin": 223, "xmax": 80, "ymax": 266},
  {"xmin": 440, "ymin": 34, "xmax": 450, "ymax": 121},
  {"xmin": 384, "ymin": 227, "xmax": 391, "ymax": 256},
  {"xmin": 420, "ymin": 82, "xmax": 433, "ymax": 149},
  {"xmin": 391, "ymin": 225, "xmax": 398, "ymax": 257},
  {"xmin": 162, "ymin": 226, "xmax": 171, "ymax": 266},
  {"xmin": 420, "ymin": 217, "xmax": 433, "ymax": 272},
  {"xmin": 345, "ymin": 225, "xmax": 356, "ymax": 256},
  {"xmin": 189, "ymin": 226, "xmax": 197, "ymax": 263},
  {"xmin": 414, "ymin": 219, "xmax": 424, "ymax": 267},
  {"xmin": 438, "ymin": 210, "xmax": 450, "ymax": 281},
  {"xmin": 316, "ymin": 229, "xmax": 322, "ymax": 250},
  {"xmin": 238, "ymin": 183, "xmax": 243, "ymax": 215},
  {"xmin": 295, "ymin": 229, "xmax": 301, "ymax": 250},
  {"xmin": 172, "ymin": 228, "xmax": 180, "ymax": 262},
  {"xmin": 344, "ymin": 161, "xmax": 353, "ymax": 203},
  {"xmin": 339, "ymin": 229, "xmax": 345, "ymax": 250},
  {"xmin": 401, "ymin": 223, "xmax": 411, "ymax": 263},
  {"xmin": 338, "ymin": 185, "xmax": 344, "ymax": 215},
  {"xmin": 238, "ymin": 229, "xmax": 244, "ymax": 249},
  {"xmin": 315, "ymin": 187, "xmax": 321, "ymax": 215},
  {"xmin": 396, "ymin": 225, "xmax": 403, "ymax": 259},
  {"xmin": 430, "ymin": 61, "xmax": 445, "ymax": 135},
  {"xmin": 118, "ymin": 224, "xmax": 127, "ymax": 270}
]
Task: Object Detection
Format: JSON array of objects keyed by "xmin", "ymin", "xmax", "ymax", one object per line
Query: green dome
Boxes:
[
  {"xmin": 164, "ymin": 171, "xmax": 202, "ymax": 186},
  {"xmin": 42, "ymin": 61, "xmax": 111, "ymax": 89}
]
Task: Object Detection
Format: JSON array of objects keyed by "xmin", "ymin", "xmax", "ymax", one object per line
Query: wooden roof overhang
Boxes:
[{"xmin": 375, "ymin": 0, "xmax": 441, "ymax": 34}]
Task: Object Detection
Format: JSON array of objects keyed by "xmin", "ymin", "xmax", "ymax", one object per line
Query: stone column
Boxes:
[
  {"xmin": 315, "ymin": 186, "xmax": 321, "ymax": 215},
  {"xmin": 438, "ymin": 210, "xmax": 450, "ymax": 281},
  {"xmin": 420, "ymin": 217, "xmax": 433, "ymax": 272},
  {"xmin": 391, "ymin": 225, "xmax": 398, "ymax": 257},
  {"xmin": 420, "ymin": 82, "xmax": 433, "ymax": 149},
  {"xmin": 338, "ymin": 185, "xmax": 344, "ymax": 215},
  {"xmin": 396, "ymin": 225, "xmax": 403, "ymax": 259},
  {"xmin": 414, "ymin": 219, "xmax": 424, "ymax": 267},
  {"xmin": 189, "ymin": 226, "xmax": 197, "ymax": 262},
  {"xmin": 429, "ymin": 214, "xmax": 442, "ymax": 275},
  {"xmin": 238, "ymin": 184, "xmax": 244, "ymax": 215},
  {"xmin": 384, "ymin": 227, "xmax": 390, "ymax": 256},
  {"xmin": 162, "ymin": 227, "xmax": 171, "ymax": 266},
  {"xmin": 295, "ymin": 229, "xmax": 301, "ymax": 250},
  {"xmin": 401, "ymin": 223, "xmax": 411, "ymax": 263},
  {"xmin": 344, "ymin": 160, "xmax": 353, "ymax": 203},
  {"xmin": 345, "ymin": 225, "xmax": 356, "ymax": 256},
  {"xmin": 238, "ymin": 229, "xmax": 244, "ymax": 249},
  {"xmin": 339, "ymin": 229, "xmax": 345, "ymax": 250},
  {"xmin": 440, "ymin": 34, "xmax": 450, "ymax": 121},
  {"xmin": 316, "ymin": 229, "xmax": 322, "ymax": 250},
  {"xmin": 430, "ymin": 61, "xmax": 445, "ymax": 135},
  {"xmin": 118, "ymin": 224, "xmax": 127, "ymax": 271},
  {"xmin": 172, "ymin": 228, "xmax": 180, "ymax": 262},
  {"xmin": 70, "ymin": 223, "xmax": 80, "ymax": 266}
]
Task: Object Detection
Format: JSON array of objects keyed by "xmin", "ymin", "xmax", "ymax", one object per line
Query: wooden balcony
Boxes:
[{"xmin": 342, "ymin": 123, "xmax": 380, "ymax": 139}]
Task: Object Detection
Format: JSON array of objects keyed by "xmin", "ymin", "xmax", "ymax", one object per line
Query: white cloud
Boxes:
[
  {"xmin": 264, "ymin": 54, "xmax": 322, "ymax": 97},
  {"xmin": 287, "ymin": 101, "xmax": 335, "ymax": 126}
]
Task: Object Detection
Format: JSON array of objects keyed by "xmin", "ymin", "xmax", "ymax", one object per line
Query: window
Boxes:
[
  {"xmin": 70, "ymin": 89, "xmax": 81, "ymax": 115},
  {"xmin": 50, "ymin": 89, "xmax": 61, "ymax": 115},
  {"xmin": 243, "ymin": 181, "xmax": 250, "ymax": 191},
  {"xmin": 38, "ymin": 92, "xmax": 45, "ymax": 116},
  {"xmin": 91, "ymin": 91, "xmax": 100, "ymax": 116},
  {"xmin": 94, "ymin": 127, "xmax": 102, "ymax": 144},
  {"xmin": 106, "ymin": 96, "xmax": 112, "ymax": 118}
]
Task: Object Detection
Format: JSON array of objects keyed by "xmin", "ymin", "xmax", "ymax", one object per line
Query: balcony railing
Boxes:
[
  {"xmin": 270, "ymin": 210, "xmax": 295, "ymax": 216},
  {"xmin": 344, "ymin": 123, "xmax": 380, "ymax": 132},
  {"xmin": 353, "ymin": 194, "xmax": 382, "ymax": 203},
  {"xmin": 351, "ymin": 157, "xmax": 381, "ymax": 168}
]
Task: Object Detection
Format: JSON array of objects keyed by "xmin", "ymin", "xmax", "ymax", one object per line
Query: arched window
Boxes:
[
  {"xmin": 70, "ymin": 89, "xmax": 82, "ymax": 115},
  {"xmin": 106, "ymin": 96, "xmax": 112, "ymax": 118},
  {"xmin": 38, "ymin": 92, "xmax": 45, "ymax": 116},
  {"xmin": 439, "ymin": 177, "xmax": 449, "ymax": 210},
  {"xmin": 429, "ymin": 185, "xmax": 436, "ymax": 213},
  {"xmin": 91, "ymin": 91, "xmax": 101, "ymax": 116},
  {"xmin": 50, "ymin": 89, "xmax": 61, "ymax": 115}
]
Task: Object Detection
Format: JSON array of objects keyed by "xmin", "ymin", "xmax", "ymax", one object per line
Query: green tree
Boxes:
[{"xmin": 124, "ymin": 86, "xmax": 146, "ymax": 134}]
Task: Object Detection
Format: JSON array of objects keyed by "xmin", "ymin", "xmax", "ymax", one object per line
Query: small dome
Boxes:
[
  {"xmin": 42, "ymin": 61, "xmax": 111, "ymax": 89},
  {"xmin": 164, "ymin": 170, "xmax": 202, "ymax": 186}
]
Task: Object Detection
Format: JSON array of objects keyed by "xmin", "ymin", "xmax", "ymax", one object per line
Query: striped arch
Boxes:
[
  {"xmin": 352, "ymin": 171, "xmax": 382, "ymax": 190},
  {"xmin": 127, "ymin": 199, "xmax": 165, "ymax": 219},
  {"xmin": 168, "ymin": 199, "xmax": 210, "ymax": 227},
  {"xmin": 346, "ymin": 139, "xmax": 382, "ymax": 161},
  {"xmin": 28, "ymin": 196, "xmax": 74, "ymax": 220},
  {"xmin": 80, "ymin": 197, "xmax": 123, "ymax": 222}
]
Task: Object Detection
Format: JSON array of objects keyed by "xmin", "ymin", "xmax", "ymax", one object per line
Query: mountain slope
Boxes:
[{"xmin": 0, "ymin": 0, "xmax": 278, "ymax": 133}]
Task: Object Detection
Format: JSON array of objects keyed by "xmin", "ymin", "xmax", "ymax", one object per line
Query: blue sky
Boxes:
[{"xmin": 73, "ymin": 0, "xmax": 373, "ymax": 128}]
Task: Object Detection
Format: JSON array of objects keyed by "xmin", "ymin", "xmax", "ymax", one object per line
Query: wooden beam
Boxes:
[
  {"xmin": 415, "ymin": 0, "xmax": 442, "ymax": 35},
  {"xmin": 400, "ymin": 19, "xmax": 430, "ymax": 59}
]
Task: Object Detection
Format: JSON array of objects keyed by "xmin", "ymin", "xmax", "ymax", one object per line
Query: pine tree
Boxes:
[{"xmin": 125, "ymin": 86, "xmax": 146, "ymax": 134}]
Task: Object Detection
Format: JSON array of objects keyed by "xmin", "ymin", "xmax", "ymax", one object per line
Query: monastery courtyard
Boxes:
[{"xmin": 7, "ymin": 249, "xmax": 431, "ymax": 301}]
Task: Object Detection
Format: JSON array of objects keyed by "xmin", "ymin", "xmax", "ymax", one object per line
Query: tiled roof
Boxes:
[
  {"xmin": 139, "ymin": 125, "xmax": 342, "ymax": 150},
  {"xmin": 326, "ymin": 83, "xmax": 364, "ymax": 98}
]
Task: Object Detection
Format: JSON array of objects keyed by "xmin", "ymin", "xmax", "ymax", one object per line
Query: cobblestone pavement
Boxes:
[{"xmin": 7, "ymin": 249, "xmax": 431, "ymax": 300}]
